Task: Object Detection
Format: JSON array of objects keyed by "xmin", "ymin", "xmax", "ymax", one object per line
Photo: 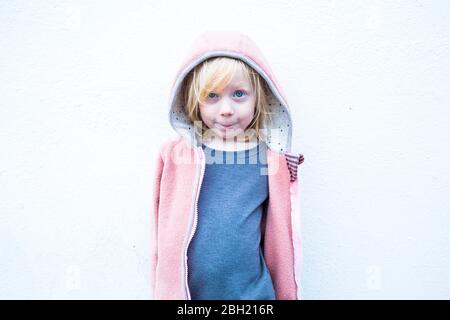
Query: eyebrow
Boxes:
[{"xmin": 229, "ymin": 83, "xmax": 251, "ymax": 89}]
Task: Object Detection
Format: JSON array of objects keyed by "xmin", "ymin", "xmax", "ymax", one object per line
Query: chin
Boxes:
[{"xmin": 207, "ymin": 127, "xmax": 244, "ymax": 140}]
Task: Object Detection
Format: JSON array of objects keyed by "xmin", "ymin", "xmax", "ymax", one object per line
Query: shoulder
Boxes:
[
  {"xmin": 266, "ymin": 148, "xmax": 304, "ymax": 182},
  {"xmin": 157, "ymin": 134, "xmax": 180, "ymax": 158},
  {"xmin": 157, "ymin": 134, "xmax": 193, "ymax": 162},
  {"xmin": 158, "ymin": 134, "xmax": 181, "ymax": 151}
]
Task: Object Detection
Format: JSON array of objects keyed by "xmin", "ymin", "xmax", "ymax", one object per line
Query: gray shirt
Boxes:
[{"xmin": 187, "ymin": 141, "xmax": 275, "ymax": 300}]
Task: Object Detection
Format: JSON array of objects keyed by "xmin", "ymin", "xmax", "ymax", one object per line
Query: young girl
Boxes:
[{"xmin": 150, "ymin": 31, "xmax": 304, "ymax": 300}]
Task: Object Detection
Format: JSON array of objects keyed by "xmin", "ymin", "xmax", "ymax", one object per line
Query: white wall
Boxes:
[{"xmin": 1, "ymin": 0, "xmax": 449, "ymax": 299}]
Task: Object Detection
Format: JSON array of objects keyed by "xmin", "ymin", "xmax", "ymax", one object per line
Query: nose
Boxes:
[{"xmin": 218, "ymin": 99, "xmax": 234, "ymax": 116}]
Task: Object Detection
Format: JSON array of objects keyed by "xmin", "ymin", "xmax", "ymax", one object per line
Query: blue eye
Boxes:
[
  {"xmin": 207, "ymin": 90, "xmax": 246, "ymax": 100},
  {"xmin": 234, "ymin": 90, "xmax": 246, "ymax": 98}
]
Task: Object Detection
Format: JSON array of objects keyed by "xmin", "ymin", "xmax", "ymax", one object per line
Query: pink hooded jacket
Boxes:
[{"xmin": 150, "ymin": 31, "xmax": 305, "ymax": 300}]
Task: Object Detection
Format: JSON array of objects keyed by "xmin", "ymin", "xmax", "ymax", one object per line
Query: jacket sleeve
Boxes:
[{"xmin": 150, "ymin": 149, "xmax": 164, "ymax": 299}]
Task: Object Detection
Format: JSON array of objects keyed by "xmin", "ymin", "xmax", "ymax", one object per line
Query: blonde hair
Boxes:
[{"xmin": 181, "ymin": 57, "xmax": 272, "ymax": 143}]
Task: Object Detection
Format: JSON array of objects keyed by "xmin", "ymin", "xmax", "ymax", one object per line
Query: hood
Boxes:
[{"xmin": 167, "ymin": 30, "xmax": 294, "ymax": 154}]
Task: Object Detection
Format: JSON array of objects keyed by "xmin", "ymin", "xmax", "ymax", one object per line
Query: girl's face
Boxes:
[{"xmin": 199, "ymin": 68, "xmax": 256, "ymax": 141}]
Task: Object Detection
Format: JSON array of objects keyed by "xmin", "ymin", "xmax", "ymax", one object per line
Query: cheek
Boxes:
[
  {"xmin": 199, "ymin": 107, "xmax": 214, "ymax": 126},
  {"xmin": 239, "ymin": 102, "xmax": 256, "ymax": 123}
]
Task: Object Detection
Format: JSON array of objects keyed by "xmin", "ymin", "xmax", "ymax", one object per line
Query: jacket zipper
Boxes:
[{"xmin": 184, "ymin": 146, "xmax": 205, "ymax": 300}]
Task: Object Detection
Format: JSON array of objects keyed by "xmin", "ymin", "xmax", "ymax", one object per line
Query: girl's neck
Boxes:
[{"xmin": 202, "ymin": 135, "xmax": 260, "ymax": 152}]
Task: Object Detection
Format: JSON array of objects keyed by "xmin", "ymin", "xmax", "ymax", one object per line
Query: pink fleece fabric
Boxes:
[{"xmin": 151, "ymin": 136, "xmax": 299, "ymax": 300}]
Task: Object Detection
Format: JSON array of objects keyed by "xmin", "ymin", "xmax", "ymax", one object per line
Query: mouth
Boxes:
[{"xmin": 217, "ymin": 123, "xmax": 235, "ymax": 129}]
